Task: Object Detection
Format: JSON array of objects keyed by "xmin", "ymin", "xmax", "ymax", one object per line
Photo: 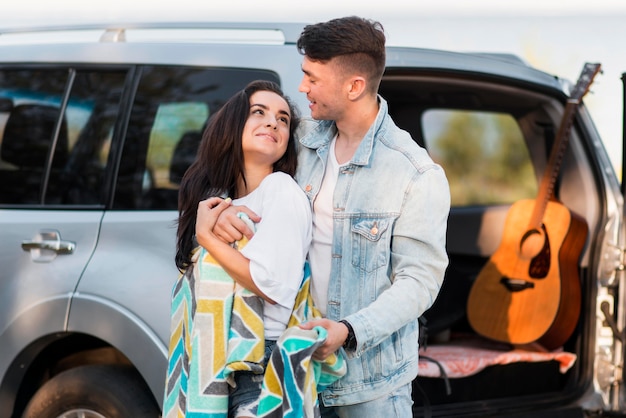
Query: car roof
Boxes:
[{"xmin": 0, "ymin": 21, "xmax": 567, "ymax": 96}]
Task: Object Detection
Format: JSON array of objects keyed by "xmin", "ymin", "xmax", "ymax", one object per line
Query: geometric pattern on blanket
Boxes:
[
  {"xmin": 257, "ymin": 263, "xmax": 347, "ymax": 418},
  {"xmin": 163, "ymin": 225, "xmax": 346, "ymax": 418},
  {"xmin": 163, "ymin": 244, "xmax": 265, "ymax": 417}
]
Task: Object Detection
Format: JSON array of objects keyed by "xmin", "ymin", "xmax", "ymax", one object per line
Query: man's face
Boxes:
[{"xmin": 298, "ymin": 56, "xmax": 345, "ymax": 121}]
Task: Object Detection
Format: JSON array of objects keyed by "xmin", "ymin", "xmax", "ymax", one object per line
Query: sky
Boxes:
[
  {"xmin": 2, "ymin": 0, "xmax": 626, "ymax": 174},
  {"xmin": 2, "ymin": 0, "xmax": 625, "ymax": 22}
]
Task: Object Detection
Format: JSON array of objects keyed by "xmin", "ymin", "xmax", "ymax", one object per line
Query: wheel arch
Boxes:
[
  {"xmin": 0, "ymin": 295, "xmax": 70, "ymax": 417},
  {"xmin": 6, "ymin": 332, "xmax": 144, "ymax": 416},
  {"xmin": 67, "ymin": 293, "xmax": 168, "ymax": 409},
  {"xmin": 0, "ymin": 294, "xmax": 167, "ymax": 417}
]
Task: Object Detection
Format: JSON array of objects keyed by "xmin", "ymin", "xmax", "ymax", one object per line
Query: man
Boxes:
[{"xmin": 214, "ymin": 16, "xmax": 450, "ymax": 418}]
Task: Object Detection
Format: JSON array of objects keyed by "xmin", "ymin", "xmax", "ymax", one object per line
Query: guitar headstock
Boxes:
[{"xmin": 569, "ymin": 62, "xmax": 602, "ymax": 103}]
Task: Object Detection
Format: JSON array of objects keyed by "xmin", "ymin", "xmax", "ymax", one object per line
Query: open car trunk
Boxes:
[{"xmin": 380, "ymin": 66, "xmax": 610, "ymax": 417}]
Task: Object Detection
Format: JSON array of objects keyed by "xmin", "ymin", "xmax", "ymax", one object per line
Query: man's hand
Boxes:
[
  {"xmin": 211, "ymin": 204, "xmax": 260, "ymax": 243},
  {"xmin": 300, "ymin": 318, "xmax": 350, "ymax": 361},
  {"xmin": 195, "ymin": 197, "xmax": 233, "ymax": 246}
]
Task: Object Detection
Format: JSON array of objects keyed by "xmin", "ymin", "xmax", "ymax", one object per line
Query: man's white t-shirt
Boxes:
[
  {"xmin": 235, "ymin": 172, "xmax": 312, "ymax": 339},
  {"xmin": 308, "ymin": 135, "xmax": 342, "ymax": 317}
]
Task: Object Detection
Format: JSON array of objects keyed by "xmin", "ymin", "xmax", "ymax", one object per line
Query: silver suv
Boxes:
[{"xmin": 0, "ymin": 22, "xmax": 625, "ymax": 418}]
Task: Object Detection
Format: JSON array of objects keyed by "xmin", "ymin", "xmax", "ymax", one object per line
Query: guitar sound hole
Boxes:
[
  {"xmin": 519, "ymin": 228, "xmax": 544, "ymax": 257},
  {"xmin": 528, "ymin": 224, "xmax": 550, "ymax": 279}
]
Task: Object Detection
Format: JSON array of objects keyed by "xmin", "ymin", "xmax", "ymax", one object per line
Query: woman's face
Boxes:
[{"xmin": 241, "ymin": 90, "xmax": 291, "ymax": 168}]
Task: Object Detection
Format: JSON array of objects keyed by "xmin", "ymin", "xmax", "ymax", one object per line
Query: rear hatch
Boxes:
[{"xmin": 380, "ymin": 54, "xmax": 625, "ymax": 416}]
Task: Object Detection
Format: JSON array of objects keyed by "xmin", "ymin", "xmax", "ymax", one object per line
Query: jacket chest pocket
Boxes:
[{"xmin": 350, "ymin": 217, "xmax": 392, "ymax": 273}]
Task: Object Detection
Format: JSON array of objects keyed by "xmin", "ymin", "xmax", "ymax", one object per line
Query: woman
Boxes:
[{"xmin": 163, "ymin": 80, "xmax": 312, "ymax": 418}]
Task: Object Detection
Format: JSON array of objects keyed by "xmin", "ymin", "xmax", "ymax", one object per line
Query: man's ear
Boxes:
[{"xmin": 346, "ymin": 76, "xmax": 367, "ymax": 100}]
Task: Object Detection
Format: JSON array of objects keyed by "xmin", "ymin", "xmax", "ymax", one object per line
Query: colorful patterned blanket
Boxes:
[
  {"xmin": 163, "ymin": 220, "xmax": 345, "ymax": 417},
  {"xmin": 257, "ymin": 264, "xmax": 346, "ymax": 418}
]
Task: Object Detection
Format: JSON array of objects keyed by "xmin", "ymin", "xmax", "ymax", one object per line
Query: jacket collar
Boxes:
[{"xmin": 298, "ymin": 95, "xmax": 389, "ymax": 166}]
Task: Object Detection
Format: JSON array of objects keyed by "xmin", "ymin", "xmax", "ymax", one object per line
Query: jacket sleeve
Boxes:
[{"xmin": 345, "ymin": 164, "xmax": 450, "ymax": 356}]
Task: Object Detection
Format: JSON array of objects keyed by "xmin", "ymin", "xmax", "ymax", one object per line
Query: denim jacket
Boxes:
[{"xmin": 295, "ymin": 96, "xmax": 450, "ymax": 406}]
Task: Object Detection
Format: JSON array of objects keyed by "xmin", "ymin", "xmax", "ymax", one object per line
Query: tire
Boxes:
[{"xmin": 22, "ymin": 365, "xmax": 160, "ymax": 418}]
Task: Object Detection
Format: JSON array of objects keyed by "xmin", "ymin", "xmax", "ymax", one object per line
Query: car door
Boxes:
[
  {"xmin": 0, "ymin": 67, "xmax": 128, "ymax": 388},
  {"xmin": 69, "ymin": 65, "xmax": 283, "ymax": 404}
]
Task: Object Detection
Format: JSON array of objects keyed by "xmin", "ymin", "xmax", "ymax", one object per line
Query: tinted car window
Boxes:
[
  {"xmin": 422, "ymin": 109, "xmax": 537, "ymax": 206},
  {"xmin": 0, "ymin": 68, "xmax": 127, "ymax": 206},
  {"xmin": 0, "ymin": 69, "xmax": 67, "ymax": 205},
  {"xmin": 50, "ymin": 70, "xmax": 127, "ymax": 206},
  {"xmin": 114, "ymin": 66, "xmax": 280, "ymax": 210}
]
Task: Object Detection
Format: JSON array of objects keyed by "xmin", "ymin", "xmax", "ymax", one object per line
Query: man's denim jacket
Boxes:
[{"xmin": 295, "ymin": 97, "xmax": 450, "ymax": 406}]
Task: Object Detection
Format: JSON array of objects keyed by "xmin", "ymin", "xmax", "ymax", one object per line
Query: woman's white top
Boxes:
[{"xmin": 234, "ymin": 171, "xmax": 312, "ymax": 339}]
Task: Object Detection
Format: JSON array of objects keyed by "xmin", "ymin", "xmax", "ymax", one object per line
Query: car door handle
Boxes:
[{"xmin": 21, "ymin": 230, "xmax": 76, "ymax": 255}]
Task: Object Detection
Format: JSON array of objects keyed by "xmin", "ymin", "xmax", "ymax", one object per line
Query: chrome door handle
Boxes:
[
  {"xmin": 21, "ymin": 240, "xmax": 75, "ymax": 254},
  {"xmin": 21, "ymin": 230, "xmax": 76, "ymax": 259}
]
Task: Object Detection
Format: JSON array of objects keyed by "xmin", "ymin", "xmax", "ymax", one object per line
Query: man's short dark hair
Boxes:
[{"xmin": 297, "ymin": 16, "xmax": 386, "ymax": 92}]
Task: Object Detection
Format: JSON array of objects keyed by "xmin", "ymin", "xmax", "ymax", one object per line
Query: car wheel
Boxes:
[{"xmin": 22, "ymin": 364, "xmax": 160, "ymax": 418}]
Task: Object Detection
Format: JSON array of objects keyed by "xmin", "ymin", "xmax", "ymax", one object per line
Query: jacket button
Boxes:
[
  {"xmin": 305, "ymin": 184, "xmax": 312, "ymax": 192},
  {"xmin": 371, "ymin": 226, "xmax": 378, "ymax": 235}
]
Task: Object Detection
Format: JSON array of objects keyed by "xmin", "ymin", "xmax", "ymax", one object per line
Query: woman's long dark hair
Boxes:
[{"xmin": 175, "ymin": 80, "xmax": 300, "ymax": 271}]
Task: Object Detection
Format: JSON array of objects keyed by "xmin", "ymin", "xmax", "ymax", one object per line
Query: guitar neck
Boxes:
[
  {"xmin": 526, "ymin": 62, "xmax": 601, "ymax": 231},
  {"xmin": 528, "ymin": 101, "xmax": 579, "ymax": 231}
]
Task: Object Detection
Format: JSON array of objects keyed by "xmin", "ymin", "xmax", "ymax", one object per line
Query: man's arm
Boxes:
[
  {"xmin": 304, "ymin": 166, "xmax": 450, "ymax": 360},
  {"xmin": 195, "ymin": 197, "xmax": 274, "ymax": 303},
  {"xmin": 346, "ymin": 166, "xmax": 450, "ymax": 354}
]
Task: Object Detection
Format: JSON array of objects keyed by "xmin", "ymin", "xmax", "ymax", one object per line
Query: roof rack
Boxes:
[{"xmin": 0, "ymin": 21, "xmax": 306, "ymax": 45}]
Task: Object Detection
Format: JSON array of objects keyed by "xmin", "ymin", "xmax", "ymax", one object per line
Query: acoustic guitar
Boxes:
[{"xmin": 466, "ymin": 63, "xmax": 601, "ymax": 350}]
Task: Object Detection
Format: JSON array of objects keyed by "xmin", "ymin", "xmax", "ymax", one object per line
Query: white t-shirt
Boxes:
[
  {"xmin": 235, "ymin": 171, "xmax": 312, "ymax": 339},
  {"xmin": 308, "ymin": 135, "xmax": 342, "ymax": 317}
]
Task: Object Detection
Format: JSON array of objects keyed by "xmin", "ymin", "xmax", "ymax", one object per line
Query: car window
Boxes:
[
  {"xmin": 0, "ymin": 68, "xmax": 127, "ymax": 206},
  {"xmin": 422, "ymin": 109, "xmax": 537, "ymax": 206},
  {"xmin": 114, "ymin": 66, "xmax": 281, "ymax": 210},
  {"xmin": 49, "ymin": 70, "xmax": 127, "ymax": 206},
  {"xmin": 146, "ymin": 102, "xmax": 209, "ymax": 191},
  {"xmin": 0, "ymin": 68, "xmax": 67, "ymax": 205}
]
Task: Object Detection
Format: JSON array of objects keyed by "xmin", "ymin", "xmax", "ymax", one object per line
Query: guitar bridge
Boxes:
[{"xmin": 500, "ymin": 277, "xmax": 535, "ymax": 292}]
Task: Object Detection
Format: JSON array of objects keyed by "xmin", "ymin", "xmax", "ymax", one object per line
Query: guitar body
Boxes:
[
  {"xmin": 467, "ymin": 199, "xmax": 588, "ymax": 349},
  {"xmin": 467, "ymin": 63, "xmax": 598, "ymax": 349}
]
